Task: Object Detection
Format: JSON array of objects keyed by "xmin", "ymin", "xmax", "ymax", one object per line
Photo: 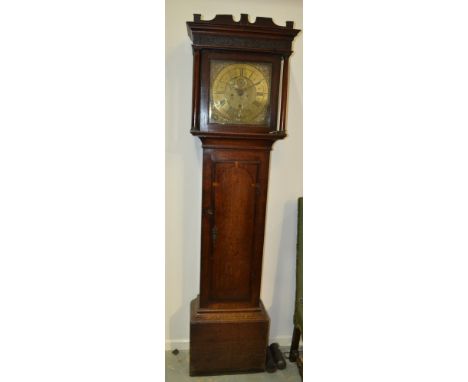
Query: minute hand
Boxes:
[{"xmin": 244, "ymin": 79, "xmax": 265, "ymax": 91}]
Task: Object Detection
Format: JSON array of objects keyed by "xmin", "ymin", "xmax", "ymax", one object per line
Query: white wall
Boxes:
[{"xmin": 165, "ymin": 0, "xmax": 303, "ymax": 349}]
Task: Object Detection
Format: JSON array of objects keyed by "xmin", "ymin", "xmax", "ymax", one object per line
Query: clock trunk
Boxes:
[
  {"xmin": 190, "ymin": 137, "xmax": 274, "ymax": 376},
  {"xmin": 199, "ymin": 145, "xmax": 270, "ymax": 309}
]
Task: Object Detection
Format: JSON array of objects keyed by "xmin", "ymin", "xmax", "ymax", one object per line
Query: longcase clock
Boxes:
[{"xmin": 186, "ymin": 14, "xmax": 300, "ymax": 376}]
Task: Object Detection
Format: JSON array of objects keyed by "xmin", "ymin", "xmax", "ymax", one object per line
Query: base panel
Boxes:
[{"xmin": 189, "ymin": 297, "xmax": 270, "ymax": 376}]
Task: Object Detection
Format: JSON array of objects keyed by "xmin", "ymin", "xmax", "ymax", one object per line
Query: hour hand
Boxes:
[{"xmin": 244, "ymin": 79, "xmax": 264, "ymax": 91}]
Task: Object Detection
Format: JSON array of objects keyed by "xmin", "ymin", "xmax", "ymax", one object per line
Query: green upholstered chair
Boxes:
[{"xmin": 289, "ymin": 197, "xmax": 303, "ymax": 365}]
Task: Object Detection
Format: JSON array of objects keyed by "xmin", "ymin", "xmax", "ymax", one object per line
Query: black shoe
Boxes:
[
  {"xmin": 265, "ymin": 346, "xmax": 277, "ymax": 373},
  {"xmin": 269, "ymin": 342, "xmax": 287, "ymax": 370}
]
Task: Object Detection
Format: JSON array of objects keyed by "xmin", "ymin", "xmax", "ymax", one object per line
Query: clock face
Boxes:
[{"xmin": 209, "ymin": 61, "xmax": 272, "ymax": 125}]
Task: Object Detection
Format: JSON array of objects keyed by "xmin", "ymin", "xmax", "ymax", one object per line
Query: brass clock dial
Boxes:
[{"xmin": 209, "ymin": 61, "xmax": 272, "ymax": 125}]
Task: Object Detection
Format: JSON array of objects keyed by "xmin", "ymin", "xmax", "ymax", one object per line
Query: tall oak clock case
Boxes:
[{"xmin": 186, "ymin": 14, "xmax": 300, "ymax": 376}]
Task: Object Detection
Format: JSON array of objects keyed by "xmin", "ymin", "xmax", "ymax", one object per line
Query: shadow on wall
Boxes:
[
  {"xmin": 269, "ymin": 199, "xmax": 299, "ymax": 340},
  {"xmin": 167, "ymin": 41, "xmax": 203, "ymax": 349}
]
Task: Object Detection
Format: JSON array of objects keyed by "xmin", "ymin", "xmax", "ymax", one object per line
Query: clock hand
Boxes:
[
  {"xmin": 233, "ymin": 81, "xmax": 262, "ymax": 96},
  {"xmin": 244, "ymin": 79, "xmax": 265, "ymax": 91},
  {"xmin": 237, "ymin": 103, "xmax": 244, "ymax": 118},
  {"xmin": 232, "ymin": 77, "xmax": 263, "ymax": 92}
]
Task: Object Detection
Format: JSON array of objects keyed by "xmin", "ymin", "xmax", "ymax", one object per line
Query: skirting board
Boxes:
[{"xmin": 165, "ymin": 335, "xmax": 299, "ymax": 351}]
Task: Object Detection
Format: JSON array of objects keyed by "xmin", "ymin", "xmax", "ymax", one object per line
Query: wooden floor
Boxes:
[{"xmin": 166, "ymin": 348, "xmax": 302, "ymax": 382}]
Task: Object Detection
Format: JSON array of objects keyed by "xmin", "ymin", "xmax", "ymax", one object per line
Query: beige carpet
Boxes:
[{"xmin": 166, "ymin": 348, "xmax": 302, "ymax": 382}]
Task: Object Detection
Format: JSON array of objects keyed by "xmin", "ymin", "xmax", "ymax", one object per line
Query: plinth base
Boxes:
[{"xmin": 189, "ymin": 296, "xmax": 270, "ymax": 376}]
